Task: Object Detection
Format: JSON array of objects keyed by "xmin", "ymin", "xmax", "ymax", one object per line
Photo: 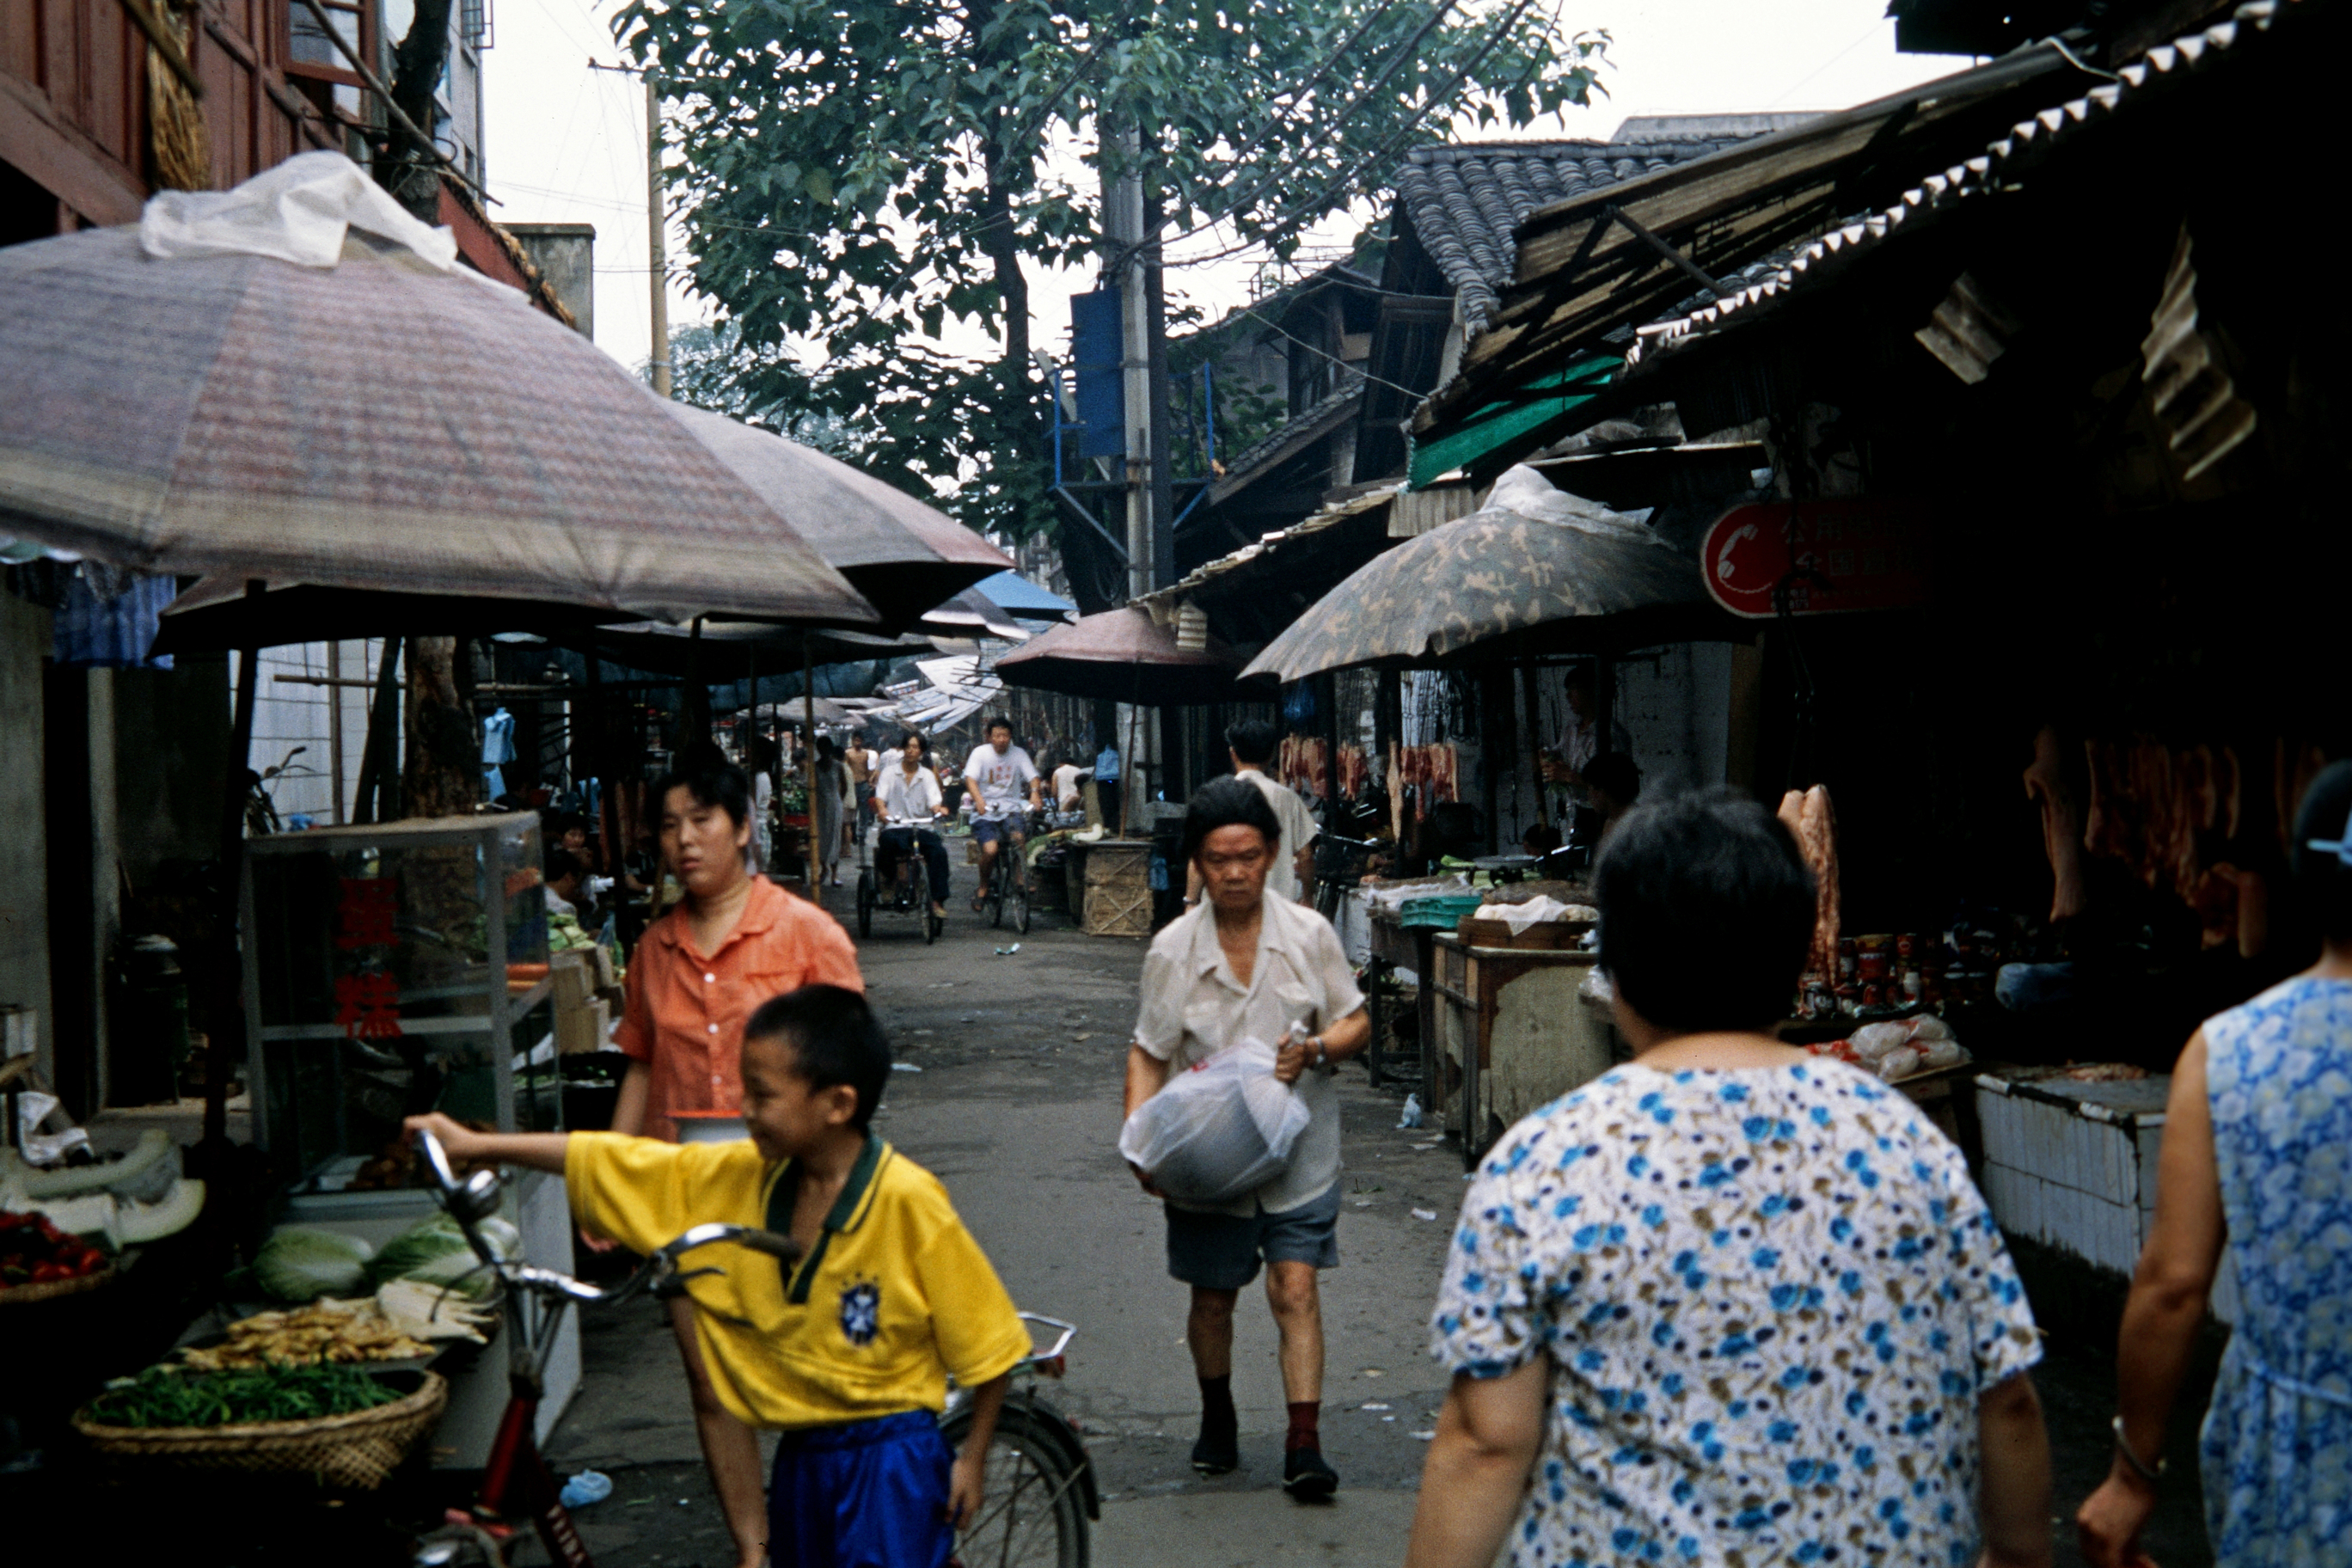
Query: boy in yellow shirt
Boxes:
[{"xmin": 407, "ymin": 984, "xmax": 1030, "ymax": 1568}]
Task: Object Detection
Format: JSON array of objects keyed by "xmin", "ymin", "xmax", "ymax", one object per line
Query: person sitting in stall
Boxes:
[
  {"xmin": 875, "ymin": 731, "xmax": 952, "ymax": 920},
  {"xmin": 1050, "ymin": 750, "xmax": 1087, "ymax": 817},
  {"xmin": 1574, "ymin": 751, "xmax": 1641, "ymax": 848},
  {"xmin": 544, "ymin": 848, "xmax": 587, "ymax": 919}
]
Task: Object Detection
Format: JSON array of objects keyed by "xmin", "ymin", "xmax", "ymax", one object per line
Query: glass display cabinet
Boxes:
[{"xmin": 242, "ymin": 812, "xmax": 557, "ymax": 1199}]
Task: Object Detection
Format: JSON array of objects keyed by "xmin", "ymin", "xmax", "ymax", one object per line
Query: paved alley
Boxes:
[{"xmin": 543, "ymin": 866, "xmax": 2214, "ymax": 1568}]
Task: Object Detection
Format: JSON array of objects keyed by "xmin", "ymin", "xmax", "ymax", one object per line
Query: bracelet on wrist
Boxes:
[{"xmin": 2111, "ymin": 1416, "xmax": 2166, "ymax": 1485}]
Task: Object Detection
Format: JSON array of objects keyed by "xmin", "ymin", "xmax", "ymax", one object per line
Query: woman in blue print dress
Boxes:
[
  {"xmin": 2079, "ymin": 761, "xmax": 2352, "ymax": 1568},
  {"xmin": 1407, "ymin": 789, "xmax": 2054, "ymax": 1568}
]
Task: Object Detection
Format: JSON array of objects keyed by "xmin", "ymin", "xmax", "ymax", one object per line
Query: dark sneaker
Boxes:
[
  {"xmin": 1190, "ymin": 1425, "xmax": 1240, "ymax": 1477},
  {"xmin": 1282, "ymin": 1444, "xmax": 1338, "ymax": 1499}
]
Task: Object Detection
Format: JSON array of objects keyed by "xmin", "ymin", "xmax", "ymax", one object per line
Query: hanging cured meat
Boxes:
[
  {"xmin": 2023, "ymin": 726, "xmax": 2087, "ymax": 922},
  {"xmin": 1777, "ymin": 787, "xmax": 1840, "ymax": 979}
]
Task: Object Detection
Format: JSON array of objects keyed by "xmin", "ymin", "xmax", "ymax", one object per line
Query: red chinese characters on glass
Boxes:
[
  {"xmin": 333, "ymin": 877, "xmax": 401, "ymax": 1038},
  {"xmin": 335, "ymin": 877, "xmax": 401, "ymax": 950},
  {"xmin": 334, "ymin": 971, "xmax": 404, "ymax": 1041}
]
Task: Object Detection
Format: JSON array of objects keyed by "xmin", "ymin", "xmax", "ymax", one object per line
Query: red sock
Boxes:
[{"xmin": 1285, "ymin": 1400, "xmax": 1320, "ymax": 1453}]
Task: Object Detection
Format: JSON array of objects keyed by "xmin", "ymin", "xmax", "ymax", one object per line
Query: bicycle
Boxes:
[
  {"xmin": 855, "ymin": 814, "xmax": 946, "ymax": 943},
  {"xmin": 243, "ymin": 744, "xmax": 325, "ymax": 836},
  {"xmin": 979, "ymin": 808, "xmax": 1038, "ymax": 935},
  {"xmin": 405, "ymin": 1130, "xmax": 1095, "ymax": 1567},
  {"xmin": 1311, "ymin": 831, "xmax": 1385, "ymax": 922}
]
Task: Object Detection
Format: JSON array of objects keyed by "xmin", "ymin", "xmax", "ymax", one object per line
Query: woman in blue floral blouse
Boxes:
[
  {"xmin": 2077, "ymin": 761, "xmax": 2352, "ymax": 1568},
  {"xmin": 1407, "ymin": 788, "xmax": 2052, "ymax": 1568}
]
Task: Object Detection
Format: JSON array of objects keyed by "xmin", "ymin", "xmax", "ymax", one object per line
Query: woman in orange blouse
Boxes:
[{"xmin": 606, "ymin": 750, "xmax": 863, "ymax": 1568}]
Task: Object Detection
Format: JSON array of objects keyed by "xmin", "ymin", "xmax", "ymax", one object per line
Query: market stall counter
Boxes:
[
  {"xmin": 236, "ymin": 812, "xmax": 582, "ymax": 1463},
  {"xmin": 1431, "ymin": 934, "xmax": 1611, "ymax": 1168}
]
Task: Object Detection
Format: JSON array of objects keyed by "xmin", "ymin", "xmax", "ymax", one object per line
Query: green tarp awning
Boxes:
[{"xmin": 1406, "ymin": 352, "xmax": 1617, "ymax": 489}]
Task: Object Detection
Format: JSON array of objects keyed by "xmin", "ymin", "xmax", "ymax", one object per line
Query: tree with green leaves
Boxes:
[{"xmin": 617, "ymin": 0, "xmax": 1607, "ymax": 567}]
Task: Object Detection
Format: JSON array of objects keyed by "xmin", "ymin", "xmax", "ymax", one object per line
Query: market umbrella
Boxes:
[
  {"xmin": 660, "ymin": 401, "xmax": 1010, "ymax": 632},
  {"xmin": 0, "ymin": 154, "xmax": 874, "ymax": 631},
  {"xmin": 1240, "ymin": 465, "xmax": 1724, "ymax": 683},
  {"xmin": 995, "ymin": 607, "xmax": 1257, "ymax": 705}
]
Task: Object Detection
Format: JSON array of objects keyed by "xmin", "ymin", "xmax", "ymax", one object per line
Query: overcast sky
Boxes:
[{"xmin": 482, "ymin": 0, "xmax": 1969, "ymax": 377}]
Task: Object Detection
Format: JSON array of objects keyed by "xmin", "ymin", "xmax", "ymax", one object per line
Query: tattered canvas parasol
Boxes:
[
  {"xmin": 1242, "ymin": 466, "xmax": 1721, "ymax": 683},
  {"xmin": 995, "ymin": 607, "xmax": 1254, "ymax": 706},
  {"xmin": 0, "ymin": 153, "xmax": 873, "ymax": 630}
]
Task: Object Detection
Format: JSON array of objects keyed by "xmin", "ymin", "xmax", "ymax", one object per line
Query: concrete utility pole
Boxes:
[
  {"xmin": 646, "ymin": 74, "xmax": 671, "ymax": 398},
  {"xmin": 1106, "ymin": 122, "xmax": 1152, "ymax": 603}
]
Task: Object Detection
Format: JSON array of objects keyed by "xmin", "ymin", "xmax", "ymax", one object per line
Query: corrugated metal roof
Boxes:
[{"xmin": 1623, "ymin": 1, "xmax": 2295, "ymax": 367}]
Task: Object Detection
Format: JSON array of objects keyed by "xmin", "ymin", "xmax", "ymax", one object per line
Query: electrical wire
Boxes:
[{"xmin": 1161, "ymin": 0, "xmax": 1540, "ymax": 272}]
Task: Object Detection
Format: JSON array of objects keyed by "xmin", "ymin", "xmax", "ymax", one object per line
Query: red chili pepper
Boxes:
[{"xmin": 29, "ymin": 1262, "xmax": 67, "ymax": 1283}]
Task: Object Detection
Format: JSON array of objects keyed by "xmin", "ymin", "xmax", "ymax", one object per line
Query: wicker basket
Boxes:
[
  {"xmin": 1081, "ymin": 842, "xmax": 1153, "ymax": 938},
  {"xmin": 0, "ymin": 1264, "xmax": 116, "ymax": 1306},
  {"xmin": 73, "ymin": 1369, "xmax": 447, "ymax": 1491}
]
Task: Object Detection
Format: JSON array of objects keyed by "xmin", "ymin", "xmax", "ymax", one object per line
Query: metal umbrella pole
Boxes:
[{"xmin": 803, "ymin": 632, "xmax": 819, "ymax": 893}]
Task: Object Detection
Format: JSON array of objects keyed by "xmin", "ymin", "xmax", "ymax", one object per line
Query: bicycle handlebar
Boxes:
[{"xmin": 412, "ymin": 1130, "xmax": 803, "ymax": 1308}]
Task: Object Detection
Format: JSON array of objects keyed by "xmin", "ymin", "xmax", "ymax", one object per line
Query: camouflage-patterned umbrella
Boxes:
[{"xmin": 1240, "ymin": 467, "xmax": 1716, "ymax": 683}]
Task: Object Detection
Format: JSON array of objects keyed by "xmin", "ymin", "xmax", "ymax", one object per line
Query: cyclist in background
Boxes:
[
  {"xmin": 876, "ymin": 731, "xmax": 952, "ymax": 920},
  {"xmin": 962, "ymin": 716, "xmax": 1042, "ymax": 914}
]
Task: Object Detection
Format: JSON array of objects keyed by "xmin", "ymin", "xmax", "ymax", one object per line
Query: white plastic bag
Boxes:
[{"xmin": 1118, "ymin": 1038, "xmax": 1310, "ymax": 1206}]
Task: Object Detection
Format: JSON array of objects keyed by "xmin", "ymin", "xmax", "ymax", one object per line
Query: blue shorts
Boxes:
[
  {"xmin": 769, "ymin": 1409, "xmax": 952, "ymax": 1568},
  {"xmin": 1164, "ymin": 1184, "xmax": 1342, "ymax": 1290},
  {"xmin": 971, "ymin": 817, "xmax": 1025, "ymax": 848}
]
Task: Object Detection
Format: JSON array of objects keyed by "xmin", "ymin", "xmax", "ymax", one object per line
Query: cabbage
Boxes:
[
  {"xmin": 254, "ymin": 1227, "xmax": 373, "ymax": 1302},
  {"xmin": 367, "ymin": 1214, "xmax": 521, "ymax": 1299}
]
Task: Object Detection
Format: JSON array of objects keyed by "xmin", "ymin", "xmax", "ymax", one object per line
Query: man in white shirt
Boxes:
[
  {"xmin": 1188, "ymin": 718, "xmax": 1317, "ymax": 905},
  {"xmin": 1050, "ymin": 754, "xmax": 1087, "ymax": 816},
  {"xmin": 961, "ymin": 717, "xmax": 1041, "ymax": 913},
  {"xmin": 1125, "ymin": 777, "xmax": 1369, "ymax": 1498},
  {"xmin": 873, "ymin": 731, "xmax": 951, "ymax": 917}
]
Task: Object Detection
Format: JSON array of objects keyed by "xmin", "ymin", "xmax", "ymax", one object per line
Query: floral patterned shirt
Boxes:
[{"xmin": 1430, "ymin": 1061, "xmax": 2041, "ymax": 1567}]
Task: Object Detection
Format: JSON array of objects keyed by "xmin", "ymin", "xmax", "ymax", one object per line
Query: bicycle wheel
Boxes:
[
  {"xmin": 939, "ymin": 1401, "xmax": 1089, "ymax": 1568},
  {"xmin": 1011, "ymin": 875, "xmax": 1030, "ymax": 935},
  {"xmin": 988, "ymin": 861, "xmax": 1006, "ymax": 928},
  {"xmin": 855, "ymin": 870, "xmax": 875, "ymax": 940}
]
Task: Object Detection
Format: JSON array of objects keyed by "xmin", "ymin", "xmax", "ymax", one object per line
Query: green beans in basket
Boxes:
[{"xmin": 85, "ymin": 1362, "xmax": 406, "ymax": 1429}]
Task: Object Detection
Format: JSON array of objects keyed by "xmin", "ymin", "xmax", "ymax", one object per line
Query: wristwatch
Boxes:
[
  {"xmin": 1308, "ymin": 1035, "xmax": 1330, "ymax": 1069},
  {"xmin": 2111, "ymin": 1416, "xmax": 2166, "ymax": 1484}
]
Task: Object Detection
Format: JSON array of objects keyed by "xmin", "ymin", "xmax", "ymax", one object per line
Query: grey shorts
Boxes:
[{"xmin": 1164, "ymin": 1185, "xmax": 1340, "ymax": 1291}]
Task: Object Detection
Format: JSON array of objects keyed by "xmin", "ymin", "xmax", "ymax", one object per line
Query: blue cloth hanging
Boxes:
[
  {"xmin": 51, "ymin": 566, "xmax": 175, "ymax": 669},
  {"xmin": 481, "ymin": 706, "xmax": 517, "ymax": 799}
]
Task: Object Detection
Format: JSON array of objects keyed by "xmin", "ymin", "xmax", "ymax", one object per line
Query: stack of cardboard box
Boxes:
[{"xmin": 553, "ymin": 947, "xmax": 625, "ymax": 1054}]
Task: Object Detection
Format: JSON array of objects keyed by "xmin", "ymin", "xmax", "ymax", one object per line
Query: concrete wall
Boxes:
[{"xmin": 0, "ymin": 591, "xmax": 52, "ymax": 1075}]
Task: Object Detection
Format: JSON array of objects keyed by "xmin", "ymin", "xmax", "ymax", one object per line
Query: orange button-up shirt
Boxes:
[{"xmin": 616, "ymin": 876, "xmax": 864, "ymax": 1141}]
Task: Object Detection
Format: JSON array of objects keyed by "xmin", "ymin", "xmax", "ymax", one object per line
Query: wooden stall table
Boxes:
[{"xmin": 1430, "ymin": 932, "xmax": 1612, "ymax": 1169}]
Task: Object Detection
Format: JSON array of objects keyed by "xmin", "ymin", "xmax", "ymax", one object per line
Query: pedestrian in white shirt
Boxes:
[
  {"xmin": 1186, "ymin": 718, "xmax": 1318, "ymax": 906},
  {"xmin": 1125, "ymin": 777, "xmax": 1369, "ymax": 1499},
  {"xmin": 961, "ymin": 717, "xmax": 1041, "ymax": 913}
]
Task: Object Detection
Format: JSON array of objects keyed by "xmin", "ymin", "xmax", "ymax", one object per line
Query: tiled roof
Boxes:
[{"xmin": 1395, "ymin": 135, "xmax": 1751, "ymax": 335}]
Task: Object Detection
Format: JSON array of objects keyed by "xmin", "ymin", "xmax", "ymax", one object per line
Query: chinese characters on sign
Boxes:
[
  {"xmin": 1700, "ymin": 499, "xmax": 1933, "ymax": 619},
  {"xmin": 333, "ymin": 876, "xmax": 402, "ymax": 1040}
]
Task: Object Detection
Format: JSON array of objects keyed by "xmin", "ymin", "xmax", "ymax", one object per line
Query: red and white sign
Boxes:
[{"xmin": 1701, "ymin": 499, "xmax": 1933, "ymax": 619}]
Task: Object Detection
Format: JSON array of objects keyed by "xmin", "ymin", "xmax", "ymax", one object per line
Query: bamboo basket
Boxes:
[
  {"xmin": 0, "ymin": 1264, "xmax": 116, "ymax": 1306},
  {"xmin": 73, "ymin": 1369, "xmax": 447, "ymax": 1491},
  {"xmin": 1081, "ymin": 843, "xmax": 1153, "ymax": 938}
]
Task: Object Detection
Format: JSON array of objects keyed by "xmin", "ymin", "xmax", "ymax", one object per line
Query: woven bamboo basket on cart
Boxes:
[
  {"xmin": 0, "ymin": 1263, "xmax": 116, "ymax": 1305},
  {"xmin": 72, "ymin": 1369, "xmax": 447, "ymax": 1491}
]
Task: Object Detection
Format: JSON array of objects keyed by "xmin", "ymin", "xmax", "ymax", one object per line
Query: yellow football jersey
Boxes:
[{"xmin": 564, "ymin": 1131, "xmax": 1031, "ymax": 1430}]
